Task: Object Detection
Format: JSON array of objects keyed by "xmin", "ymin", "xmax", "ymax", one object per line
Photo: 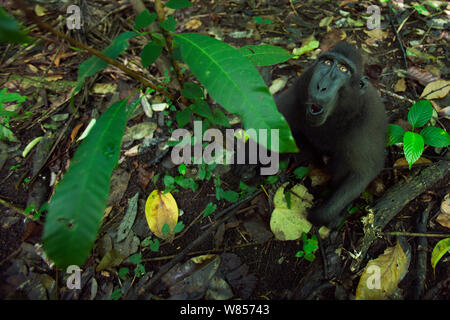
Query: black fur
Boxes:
[{"xmin": 277, "ymin": 42, "xmax": 387, "ymax": 229}]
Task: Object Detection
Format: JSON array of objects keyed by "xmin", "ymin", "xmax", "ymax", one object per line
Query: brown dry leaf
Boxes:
[
  {"xmin": 27, "ymin": 64, "xmax": 38, "ymax": 72},
  {"xmin": 393, "ymin": 157, "xmax": 432, "ymax": 168},
  {"xmin": 320, "ymin": 29, "xmax": 347, "ymax": 52},
  {"xmin": 308, "ymin": 164, "xmax": 331, "ymax": 187},
  {"xmin": 185, "ymin": 19, "xmax": 202, "ymax": 30},
  {"xmin": 393, "ymin": 78, "xmax": 406, "ymax": 92},
  {"xmin": 436, "ymin": 194, "xmax": 450, "ymax": 228},
  {"xmin": 70, "ymin": 123, "xmax": 83, "ymax": 142},
  {"xmin": 137, "ymin": 166, "xmax": 154, "ymax": 191},
  {"xmin": 406, "ymin": 66, "xmax": 440, "ymax": 86},
  {"xmin": 364, "ymin": 29, "xmax": 389, "ymax": 45},
  {"xmin": 368, "ymin": 177, "xmax": 385, "ymax": 196},
  {"xmin": 339, "ymin": 0, "xmax": 358, "ymax": 6},
  {"xmin": 356, "ymin": 240, "xmax": 409, "ymax": 299},
  {"xmin": 438, "ymin": 106, "xmax": 450, "ymax": 118},
  {"xmin": 420, "ymin": 80, "xmax": 450, "ymax": 100}
]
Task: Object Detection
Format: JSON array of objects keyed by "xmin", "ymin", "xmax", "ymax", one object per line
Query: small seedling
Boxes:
[{"xmin": 295, "ymin": 233, "xmax": 318, "ymax": 262}]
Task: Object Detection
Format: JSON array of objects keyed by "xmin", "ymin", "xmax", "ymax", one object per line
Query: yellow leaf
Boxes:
[
  {"xmin": 355, "ymin": 240, "xmax": 409, "ymax": 299},
  {"xmin": 35, "ymin": 4, "xmax": 47, "ymax": 16},
  {"xmin": 145, "ymin": 190, "xmax": 179, "ymax": 239},
  {"xmin": 420, "ymin": 80, "xmax": 450, "ymax": 100},
  {"xmin": 393, "ymin": 78, "xmax": 406, "ymax": 93},
  {"xmin": 270, "ymin": 183, "xmax": 313, "ymax": 240}
]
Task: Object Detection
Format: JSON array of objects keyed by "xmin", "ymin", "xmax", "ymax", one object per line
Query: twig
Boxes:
[
  {"xmin": 386, "ymin": 231, "xmax": 447, "ymax": 238},
  {"xmin": 154, "ymin": 0, "xmax": 184, "ymax": 91},
  {"xmin": 388, "ymin": 2, "xmax": 418, "ymax": 98},
  {"xmin": 378, "ymin": 88, "xmax": 416, "ymax": 105},
  {"xmin": 411, "ymin": 205, "xmax": 430, "ymax": 299},
  {"xmin": 12, "ymin": 0, "xmax": 174, "ymax": 101},
  {"xmin": 0, "ymin": 196, "xmax": 43, "ymax": 224}
]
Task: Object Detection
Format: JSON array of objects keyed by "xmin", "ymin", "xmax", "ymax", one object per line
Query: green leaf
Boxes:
[
  {"xmin": 408, "ymin": 100, "xmax": 433, "ymax": 128},
  {"xmin": 173, "ymin": 33, "xmax": 298, "ymax": 153},
  {"xmin": 134, "ymin": 263, "xmax": 145, "ymax": 277},
  {"xmin": 164, "ymin": 174, "xmax": 175, "ymax": 188},
  {"xmin": 222, "ymin": 190, "xmax": 239, "ymax": 202},
  {"xmin": 253, "ymin": 16, "xmax": 272, "ymax": 24},
  {"xmin": 387, "ymin": 124, "xmax": 405, "ymax": 146},
  {"xmin": 0, "ymin": 88, "xmax": 27, "ymax": 104},
  {"xmin": 203, "ymin": 202, "xmax": 217, "ymax": 217},
  {"xmin": 165, "ymin": 0, "xmax": 193, "ymax": 9},
  {"xmin": 190, "ymin": 101, "xmax": 213, "ymax": 121},
  {"xmin": 118, "ymin": 267, "xmax": 130, "ymax": 279},
  {"xmin": 284, "ymin": 190, "xmax": 291, "ymax": 209},
  {"xmin": 413, "ymin": 4, "xmax": 430, "ymax": 16},
  {"xmin": 0, "ymin": 123, "xmax": 18, "ymax": 142},
  {"xmin": 431, "ymin": 238, "xmax": 450, "ymax": 271},
  {"xmin": 178, "ymin": 163, "xmax": 186, "ymax": 176},
  {"xmin": 110, "ymin": 289, "xmax": 122, "ymax": 300},
  {"xmin": 173, "ymin": 220, "xmax": 185, "ymax": 233},
  {"xmin": 160, "ymin": 15, "xmax": 177, "ymax": 32},
  {"xmin": 420, "ymin": 126, "xmax": 450, "ymax": 147},
  {"xmin": 212, "ymin": 108, "xmax": 230, "ymax": 128},
  {"xmin": 134, "ymin": 10, "xmax": 156, "ymax": 30},
  {"xmin": 174, "ymin": 176, "xmax": 198, "ymax": 191},
  {"xmin": 176, "ymin": 108, "xmax": 192, "ymax": 128},
  {"xmin": 304, "ymin": 253, "xmax": 316, "ymax": 262},
  {"xmin": 76, "ymin": 32, "xmax": 139, "ymax": 92},
  {"xmin": 149, "ymin": 238, "xmax": 160, "ymax": 252},
  {"xmin": 181, "ymin": 82, "xmax": 204, "ymax": 99},
  {"xmin": 239, "ymin": 45, "xmax": 293, "ymax": 66},
  {"xmin": 141, "ymin": 41, "xmax": 163, "ymax": 68},
  {"xmin": 0, "ymin": 7, "xmax": 32, "ymax": 44},
  {"xmin": 293, "ymin": 166, "xmax": 309, "ymax": 179},
  {"xmin": 42, "ymin": 99, "xmax": 128, "ymax": 268},
  {"xmin": 403, "ymin": 131, "xmax": 424, "ymax": 169},
  {"xmin": 162, "ymin": 223, "xmax": 171, "ymax": 235},
  {"xmin": 265, "ymin": 175, "xmax": 278, "ymax": 185}
]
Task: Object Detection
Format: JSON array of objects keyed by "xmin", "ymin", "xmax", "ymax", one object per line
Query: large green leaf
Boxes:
[
  {"xmin": 141, "ymin": 40, "xmax": 163, "ymax": 68},
  {"xmin": 0, "ymin": 6, "xmax": 32, "ymax": 44},
  {"xmin": 420, "ymin": 126, "xmax": 450, "ymax": 147},
  {"xmin": 403, "ymin": 131, "xmax": 424, "ymax": 170},
  {"xmin": 133, "ymin": 10, "xmax": 156, "ymax": 31},
  {"xmin": 239, "ymin": 44, "xmax": 293, "ymax": 66},
  {"xmin": 173, "ymin": 33, "xmax": 298, "ymax": 153},
  {"xmin": 407, "ymin": 100, "xmax": 433, "ymax": 128},
  {"xmin": 43, "ymin": 99, "xmax": 128, "ymax": 268},
  {"xmin": 76, "ymin": 32, "xmax": 139, "ymax": 92}
]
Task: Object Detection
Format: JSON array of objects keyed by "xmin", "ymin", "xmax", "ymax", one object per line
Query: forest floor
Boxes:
[{"xmin": 0, "ymin": 0, "xmax": 449, "ymax": 300}]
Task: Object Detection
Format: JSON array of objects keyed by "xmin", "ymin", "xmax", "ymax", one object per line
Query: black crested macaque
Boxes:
[{"xmin": 276, "ymin": 42, "xmax": 387, "ymax": 229}]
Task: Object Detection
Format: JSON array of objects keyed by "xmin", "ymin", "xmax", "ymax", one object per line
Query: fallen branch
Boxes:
[{"xmin": 350, "ymin": 159, "xmax": 449, "ymax": 271}]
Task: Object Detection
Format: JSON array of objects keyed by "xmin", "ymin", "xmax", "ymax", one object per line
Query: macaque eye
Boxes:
[
  {"xmin": 324, "ymin": 59, "xmax": 332, "ymax": 66},
  {"xmin": 339, "ymin": 65, "xmax": 348, "ymax": 73}
]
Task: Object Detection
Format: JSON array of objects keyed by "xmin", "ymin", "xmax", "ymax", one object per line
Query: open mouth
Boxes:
[{"xmin": 308, "ymin": 104, "xmax": 324, "ymax": 115}]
